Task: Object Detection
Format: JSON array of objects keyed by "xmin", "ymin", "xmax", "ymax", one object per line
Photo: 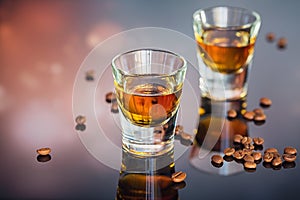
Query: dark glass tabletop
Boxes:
[{"xmin": 1, "ymin": 0, "xmax": 300, "ymax": 199}]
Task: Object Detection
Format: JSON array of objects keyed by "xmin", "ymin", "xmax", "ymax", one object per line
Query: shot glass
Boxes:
[
  {"xmin": 193, "ymin": 6, "xmax": 261, "ymax": 101},
  {"xmin": 112, "ymin": 49, "xmax": 187, "ymax": 156}
]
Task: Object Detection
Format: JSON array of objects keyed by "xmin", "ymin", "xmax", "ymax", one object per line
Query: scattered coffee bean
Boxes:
[
  {"xmin": 260, "ymin": 97, "xmax": 272, "ymax": 107},
  {"xmin": 233, "ymin": 150, "xmax": 245, "ymax": 160},
  {"xmin": 282, "ymin": 154, "xmax": 297, "ymax": 162},
  {"xmin": 171, "ymin": 171, "xmax": 186, "ymax": 183},
  {"xmin": 85, "ymin": 70, "xmax": 95, "ymax": 81},
  {"xmin": 243, "ymin": 111, "xmax": 255, "ymax": 120},
  {"xmin": 244, "ymin": 155, "xmax": 255, "ymax": 163},
  {"xmin": 211, "ymin": 155, "xmax": 223, "ymax": 164},
  {"xmin": 252, "ymin": 152, "xmax": 262, "ymax": 161},
  {"xmin": 75, "ymin": 115, "xmax": 86, "ymax": 125},
  {"xmin": 263, "ymin": 152, "xmax": 274, "ymax": 162},
  {"xmin": 111, "ymin": 102, "xmax": 119, "ymax": 113},
  {"xmin": 272, "ymin": 152, "xmax": 281, "ymax": 158},
  {"xmin": 241, "ymin": 137, "xmax": 252, "ymax": 145},
  {"xmin": 284, "ymin": 146, "xmax": 297, "ymax": 155},
  {"xmin": 264, "ymin": 148, "xmax": 278, "ymax": 154},
  {"xmin": 36, "ymin": 147, "xmax": 51, "ymax": 156},
  {"xmin": 272, "ymin": 157, "xmax": 282, "ymax": 167},
  {"xmin": 233, "ymin": 134, "xmax": 244, "ymax": 143},
  {"xmin": 266, "ymin": 32, "xmax": 275, "ymax": 42},
  {"xmin": 175, "ymin": 125, "xmax": 184, "ymax": 135},
  {"xmin": 224, "ymin": 147, "xmax": 235, "ymax": 156},
  {"xmin": 243, "ymin": 148, "xmax": 253, "ymax": 155},
  {"xmin": 277, "ymin": 37, "xmax": 287, "ymax": 49},
  {"xmin": 227, "ymin": 109, "xmax": 237, "ymax": 119},
  {"xmin": 254, "ymin": 113, "xmax": 266, "ymax": 122},
  {"xmin": 253, "ymin": 108, "xmax": 264, "ymax": 115},
  {"xmin": 37, "ymin": 154, "xmax": 51, "ymax": 163},
  {"xmin": 244, "ymin": 143, "xmax": 255, "ymax": 150},
  {"xmin": 105, "ymin": 92, "xmax": 116, "ymax": 103},
  {"xmin": 244, "ymin": 161, "xmax": 257, "ymax": 169},
  {"xmin": 253, "ymin": 137, "xmax": 264, "ymax": 146}
]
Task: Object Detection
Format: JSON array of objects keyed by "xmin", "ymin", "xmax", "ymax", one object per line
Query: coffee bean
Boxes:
[
  {"xmin": 253, "ymin": 137, "xmax": 264, "ymax": 146},
  {"xmin": 282, "ymin": 154, "xmax": 297, "ymax": 162},
  {"xmin": 244, "ymin": 155, "xmax": 255, "ymax": 163},
  {"xmin": 277, "ymin": 37, "xmax": 287, "ymax": 49},
  {"xmin": 85, "ymin": 70, "xmax": 95, "ymax": 81},
  {"xmin": 105, "ymin": 92, "xmax": 116, "ymax": 103},
  {"xmin": 241, "ymin": 137, "xmax": 252, "ymax": 145},
  {"xmin": 224, "ymin": 147, "xmax": 235, "ymax": 156},
  {"xmin": 211, "ymin": 155, "xmax": 223, "ymax": 164},
  {"xmin": 233, "ymin": 134, "xmax": 244, "ymax": 143},
  {"xmin": 111, "ymin": 102, "xmax": 119, "ymax": 113},
  {"xmin": 171, "ymin": 171, "xmax": 186, "ymax": 183},
  {"xmin": 272, "ymin": 152, "xmax": 281, "ymax": 158},
  {"xmin": 284, "ymin": 146, "xmax": 297, "ymax": 155},
  {"xmin": 227, "ymin": 109, "xmax": 237, "ymax": 119},
  {"xmin": 75, "ymin": 115, "xmax": 86, "ymax": 125},
  {"xmin": 244, "ymin": 161, "xmax": 257, "ymax": 169},
  {"xmin": 252, "ymin": 152, "xmax": 262, "ymax": 161},
  {"xmin": 254, "ymin": 113, "xmax": 266, "ymax": 122},
  {"xmin": 253, "ymin": 108, "xmax": 264, "ymax": 115},
  {"xmin": 260, "ymin": 97, "xmax": 272, "ymax": 107},
  {"xmin": 243, "ymin": 148, "xmax": 253, "ymax": 155},
  {"xmin": 36, "ymin": 147, "xmax": 51, "ymax": 156},
  {"xmin": 175, "ymin": 125, "xmax": 184, "ymax": 135},
  {"xmin": 243, "ymin": 111, "xmax": 255, "ymax": 120},
  {"xmin": 272, "ymin": 157, "xmax": 282, "ymax": 167},
  {"xmin": 266, "ymin": 32, "xmax": 275, "ymax": 42},
  {"xmin": 244, "ymin": 143, "xmax": 255, "ymax": 150},
  {"xmin": 233, "ymin": 150, "xmax": 245, "ymax": 160},
  {"xmin": 263, "ymin": 152, "xmax": 274, "ymax": 162},
  {"xmin": 264, "ymin": 148, "xmax": 278, "ymax": 154}
]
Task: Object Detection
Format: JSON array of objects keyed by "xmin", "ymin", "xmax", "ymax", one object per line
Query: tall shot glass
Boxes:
[
  {"xmin": 193, "ymin": 6, "xmax": 261, "ymax": 101},
  {"xmin": 112, "ymin": 49, "xmax": 187, "ymax": 156}
]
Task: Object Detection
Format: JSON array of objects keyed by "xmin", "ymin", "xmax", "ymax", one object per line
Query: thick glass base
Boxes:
[
  {"xmin": 199, "ymin": 63, "xmax": 251, "ymax": 101},
  {"xmin": 120, "ymin": 110, "xmax": 178, "ymax": 157}
]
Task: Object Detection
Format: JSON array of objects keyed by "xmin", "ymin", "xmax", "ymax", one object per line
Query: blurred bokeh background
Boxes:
[{"xmin": 1, "ymin": 0, "xmax": 300, "ymax": 199}]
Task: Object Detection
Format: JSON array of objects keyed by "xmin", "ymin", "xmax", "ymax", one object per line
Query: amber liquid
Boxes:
[
  {"xmin": 115, "ymin": 76, "xmax": 182, "ymax": 127},
  {"xmin": 196, "ymin": 29, "xmax": 256, "ymax": 74}
]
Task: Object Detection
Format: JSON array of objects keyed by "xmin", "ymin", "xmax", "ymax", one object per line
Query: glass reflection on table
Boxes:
[
  {"xmin": 116, "ymin": 147, "xmax": 185, "ymax": 199},
  {"xmin": 189, "ymin": 97, "xmax": 249, "ymax": 176}
]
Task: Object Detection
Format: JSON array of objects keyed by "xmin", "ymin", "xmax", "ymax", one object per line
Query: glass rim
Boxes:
[
  {"xmin": 193, "ymin": 6, "xmax": 261, "ymax": 29},
  {"xmin": 111, "ymin": 48, "xmax": 187, "ymax": 76}
]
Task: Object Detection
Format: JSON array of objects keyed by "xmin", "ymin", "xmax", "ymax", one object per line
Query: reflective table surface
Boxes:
[{"xmin": 1, "ymin": 0, "xmax": 300, "ymax": 199}]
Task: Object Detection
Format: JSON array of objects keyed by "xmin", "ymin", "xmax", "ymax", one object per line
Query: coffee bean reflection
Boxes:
[
  {"xmin": 37, "ymin": 154, "xmax": 51, "ymax": 163},
  {"xmin": 283, "ymin": 161, "xmax": 296, "ymax": 169},
  {"xmin": 75, "ymin": 124, "xmax": 86, "ymax": 131},
  {"xmin": 262, "ymin": 161, "xmax": 272, "ymax": 169},
  {"xmin": 223, "ymin": 155, "xmax": 234, "ymax": 162}
]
